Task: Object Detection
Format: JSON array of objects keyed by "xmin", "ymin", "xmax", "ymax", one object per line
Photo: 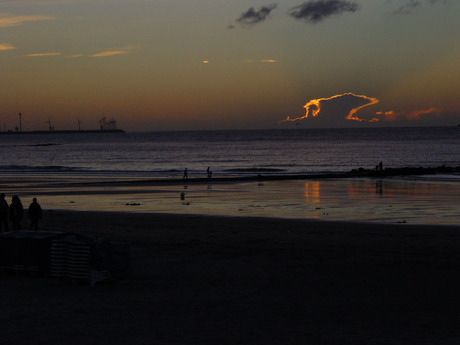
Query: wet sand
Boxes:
[
  {"xmin": 1, "ymin": 210, "xmax": 460, "ymax": 344},
  {"xmin": 2, "ymin": 176, "xmax": 459, "ymax": 224}
]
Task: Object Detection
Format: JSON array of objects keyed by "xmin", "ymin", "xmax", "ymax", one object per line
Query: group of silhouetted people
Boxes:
[{"xmin": 0, "ymin": 193, "xmax": 42, "ymax": 232}]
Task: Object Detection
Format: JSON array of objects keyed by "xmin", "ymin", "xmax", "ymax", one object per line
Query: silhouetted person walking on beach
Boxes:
[
  {"xmin": 28, "ymin": 197, "xmax": 42, "ymax": 230},
  {"xmin": 207, "ymin": 166, "xmax": 212, "ymax": 180},
  {"xmin": 0, "ymin": 193, "xmax": 8, "ymax": 232},
  {"xmin": 9, "ymin": 195, "xmax": 23, "ymax": 230},
  {"xmin": 183, "ymin": 168, "xmax": 188, "ymax": 180}
]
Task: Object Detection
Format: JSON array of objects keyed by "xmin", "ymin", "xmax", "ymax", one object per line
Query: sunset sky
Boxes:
[{"xmin": 1, "ymin": 0, "xmax": 459, "ymax": 131}]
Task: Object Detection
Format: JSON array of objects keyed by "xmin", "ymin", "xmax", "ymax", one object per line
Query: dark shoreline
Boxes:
[{"xmin": 84, "ymin": 164, "xmax": 460, "ymax": 187}]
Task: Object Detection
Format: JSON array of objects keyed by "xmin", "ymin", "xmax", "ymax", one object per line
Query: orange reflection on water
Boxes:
[
  {"xmin": 346, "ymin": 181, "xmax": 397, "ymax": 197},
  {"xmin": 304, "ymin": 182, "xmax": 321, "ymax": 204}
]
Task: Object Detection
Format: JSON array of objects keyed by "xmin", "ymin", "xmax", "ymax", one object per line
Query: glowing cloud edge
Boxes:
[{"xmin": 280, "ymin": 92, "xmax": 380, "ymax": 123}]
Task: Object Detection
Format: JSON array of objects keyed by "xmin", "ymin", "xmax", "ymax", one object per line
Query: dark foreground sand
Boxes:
[{"xmin": 1, "ymin": 210, "xmax": 460, "ymax": 344}]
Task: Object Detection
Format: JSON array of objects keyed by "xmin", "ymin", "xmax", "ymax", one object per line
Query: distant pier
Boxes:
[{"xmin": 0, "ymin": 129, "xmax": 125, "ymax": 135}]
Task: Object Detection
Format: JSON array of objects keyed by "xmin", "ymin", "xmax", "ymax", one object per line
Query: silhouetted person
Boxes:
[
  {"xmin": 379, "ymin": 161, "xmax": 383, "ymax": 171},
  {"xmin": 183, "ymin": 168, "xmax": 188, "ymax": 180},
  {"xmin": 9, "ymin": 195, "xmax": 23, "ymax": 230},
  {"xmin": 28, "ymin": 197, "xmax": 42, "ymax": 230},
  {"xmin": 207, "ymin": 166, "xmax": 212, "ymax": 179},
  {"xmin": 0, "ymin": 193, "xmax": 8, "ymax": 232}
]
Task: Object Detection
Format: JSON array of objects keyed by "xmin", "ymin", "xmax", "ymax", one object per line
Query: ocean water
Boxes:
[
  {"xmin": 0, "ymin": 126, "xmax": 459, "ymax": 179},
  {"xmin": 1, "ymin": 127, "xmax": 459, "ymax": 224}
]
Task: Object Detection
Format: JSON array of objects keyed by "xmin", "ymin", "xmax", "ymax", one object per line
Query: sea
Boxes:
[
  {"xmin": 1, "ymin": 126, "xmax": 459, "ymax": 225},
  {"xmin": 0, "ymin": 126, "xmax": 459, "ymax": 179}
]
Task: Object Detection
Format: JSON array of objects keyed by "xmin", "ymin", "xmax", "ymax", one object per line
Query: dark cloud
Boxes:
[
  {"xmin": 288, "ymin": 0, "xmax": 359, "ymax": 23},
  {"xmin": 391, "ymin": 0, "xmax": 448, "ymax": 15},
  {"xmin": 236, "ymin": 4, "xmax": 277, "ymax": 26},
  {"xmin": 393, "ymin": 0, "xmax": 422, "ymax": 15}
]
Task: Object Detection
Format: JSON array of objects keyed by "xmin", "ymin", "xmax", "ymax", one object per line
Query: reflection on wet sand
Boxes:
[
  {"xmin": 304, "ymin": 182, "xmax": 321, "ymax": 204},
  {"xmin": 2, "ymin": 176, "xmax": 459, "ymax": 225}
]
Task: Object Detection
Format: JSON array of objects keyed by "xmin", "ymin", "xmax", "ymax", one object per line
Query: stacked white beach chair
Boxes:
[
  {"xmin": 1, "ymin": 231, "xmax": 130, "ymax": 286},
  {"xmin": 50, "ymin": 237, "xmax": 111, "ymax": 286}
]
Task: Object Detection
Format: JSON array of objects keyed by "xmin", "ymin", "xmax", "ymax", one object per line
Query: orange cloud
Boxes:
[
  {"xmin": 345, "ymin": 94, "xmax": 379, "ymax": 121},
  {"xmin": 375, "ymin": 107, "xmax": 441, "ymax": 121},
  {"xmin": 91, "ymin": 46, "xmax": 137, "ymax": 57},
  {"xmin": 243, "ymin": 59, "xmax": 278, "ymax": 64},
  {"xmin": 0, "ymin": 43, "xmax": 17, "ymax": 50},
  {"xmin": 23, "ymin": 52, "xmax": 60, "ymax": 57},
  {"xmin": 375, "ymin": 110, "xmax": 397, "ymax": 121},
  {"xmin": 0, "ymin": 14, "xmax": 55, "ymax": 28},
  {"xmin": 280, "ymin": 92, "xmax": 379, "ymax": 123},
  {"xmin": 407, "ymin": 107, "xmax": 439, "ymax": 120},
  {"xmin": 91, "ymin": 50, "xmax": 128, "ymax": 57}
]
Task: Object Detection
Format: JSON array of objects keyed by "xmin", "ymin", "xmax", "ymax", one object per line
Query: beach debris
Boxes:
[{"xmin": 125, "ymin": 203, "xmax": 140, "ymax": 206}]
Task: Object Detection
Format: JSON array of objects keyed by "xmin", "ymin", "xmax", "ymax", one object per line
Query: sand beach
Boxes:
[{"xmin": 1, "ymin": 208, "xmax": 460, "ymax": 344}]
